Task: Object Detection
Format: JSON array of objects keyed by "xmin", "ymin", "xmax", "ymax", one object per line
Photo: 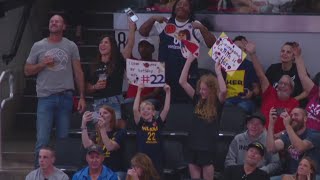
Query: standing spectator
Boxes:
[
  {"xmin": 282, "ymin": 156, "xmax": 317, "ymax": 180},
  {"xmin": 179, "ymin": 55, "xmax": 227, "ymax": 180},
  {"xmin": 81, "ymin": 105, "xmax": 127, "ymax": 179},
  {"xmin": 72, "ymin": 144, "xmax": 118, "ymax": 180},
  {"xmin": 266, "ymin": 107, "xmax": 320, "ymax": 179},
  {"xmin": 223, "ymin": 142, "xmax": 270, "ymax": 180},
  {"xmin": 245, "ymin": 41, "xmax": 299, "ymax": 136},
  {"xmin": 225, "ymin": 111, "xmax": 281, "ymax": 175},
  {"xmin": 85, "ymin": 19, "xmax": 135, "ymax": 122},
  {"xmin": 223, "ymin": 36, "xmax": 260, "ymax": 114},
  {"xmin": 293, "ymin": 43, "xmax": 320, "ymax": 132},
  {"xmin": 133, "ymin": 84, "xmax": 171, "ymax": 174},
  {"xmin": 24, "ymin": 14, "xmax": 86, "ymax": 167},
  {"xmin": 139, "ymin": 0, "xmax": 216, "ymax": 103},
  {"xmin": 126, "ymin": 153, "xmax": 160, "ymax": 180},
  {"xmin": 25, "ymin": 146, "xmax": 69, "ymax": 180},
  {"xmin": 265, "ymin": 42, "xmax": 308, "ymax": 106}
]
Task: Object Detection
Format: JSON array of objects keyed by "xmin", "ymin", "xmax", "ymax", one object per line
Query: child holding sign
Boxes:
[
  {"xmin": 133, "ymin": 84, "xmax": 171, "ymax": 175},
  {"xmin": 179, "ymin": 55, "xmax": 227, "ymax": 180}
]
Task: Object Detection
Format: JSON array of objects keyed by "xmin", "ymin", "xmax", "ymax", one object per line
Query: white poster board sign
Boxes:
[
  {"xmin": 208, "ymin": 32, "xmax": 246, "ymax": 72},
  {"xmin": 126, "ymin": 59, "xmax": 165, "ymax": 87}
]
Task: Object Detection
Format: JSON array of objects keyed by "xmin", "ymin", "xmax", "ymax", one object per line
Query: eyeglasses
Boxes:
[{"xmin": 278, "ymin": 81, "xmax": 290, "ymax": 87}]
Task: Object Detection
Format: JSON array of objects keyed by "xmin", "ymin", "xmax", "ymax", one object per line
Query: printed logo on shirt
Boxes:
[
  {"xmin": 307, "ymin": 103, "xmax": 320, "ymax": 120},
  {"xmin": 142, "ymin": 123, "xmax": 159, "ymax": 144},
  {"xmin": 287, "ymin": 145, "xmax": 303, "ymax": 160},
  {"xmin": 226, "ymin": 70, "xmax": 245, "ymax": 98},
  {"xmin": 45, "ymin": 48, "xmax": 68, "ymax": 71}
]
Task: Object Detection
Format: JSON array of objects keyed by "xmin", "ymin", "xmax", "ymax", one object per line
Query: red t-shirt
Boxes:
[
  {"xmin": 306, "ymin": 85, "xmax": 320, "ymax": 131},
  {"xmin": 126, "ymin": 84, "xmax": 155, "ymax": 99},
  {"xmin": 262, "ymin": 85, "xmax": 299, "ymax": 133}
]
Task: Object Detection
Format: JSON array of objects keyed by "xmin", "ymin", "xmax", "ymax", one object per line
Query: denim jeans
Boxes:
[
  {"xmin": 34, "ymin": 91, "xmax": 73, "ymax": 167},
  {"xmin": 93, "ymin": 95, "xmax": 124, "ymax": 120}
]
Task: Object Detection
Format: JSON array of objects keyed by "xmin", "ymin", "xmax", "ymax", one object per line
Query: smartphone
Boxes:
[
  {"xmin": 92, "ymin": 111, "xmax": 100, "ymax": 124},
  {"xmin": 124, "ymin": 8, "xmax": 138, "ymax": 22},
  {"xmin": 276, "ymin": 108, "xmax": 285, "ymax": 116}
]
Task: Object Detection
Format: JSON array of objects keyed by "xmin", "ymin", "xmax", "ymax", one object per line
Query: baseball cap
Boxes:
[
  {"xmin": 247, "ymin": 142, "xmax": 265, "ymax": 156},
  {"xmin": 138, "ymin": 37, "xmax": 154, "ymax": 47},
  {"xmin": 86, "ymin": 144, "xmax": 104, "ymax": 155},
  {"xmin": 246, "ymin": 111, "xmax": 266, "ymax": 125}
]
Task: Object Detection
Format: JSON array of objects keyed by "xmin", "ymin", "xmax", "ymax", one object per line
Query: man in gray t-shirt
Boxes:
[
  {"xmin": 25, "ymin": 146, "xmax": 69, "ymax": 180},
  {"xmin": 24, "ymin": 14, "xmax": 86, "ymax": 167}
]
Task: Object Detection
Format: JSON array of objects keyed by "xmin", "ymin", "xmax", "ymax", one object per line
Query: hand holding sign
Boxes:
[{"xmin": 126, "ymin": 59, "xmax": 165, "ymax": 87}]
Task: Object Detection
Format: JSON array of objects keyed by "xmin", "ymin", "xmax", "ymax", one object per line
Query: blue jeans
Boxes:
[
  {"xmin": 35, "ymin": 91, "xmax": 73, "ymax": 167},
  {"xmin": 225, "ymin": 97, "xmax": 255, "ymax": 114},
  {"xmin": 93, "ymin": 95, "xmax": 124, "ymax": 120}
]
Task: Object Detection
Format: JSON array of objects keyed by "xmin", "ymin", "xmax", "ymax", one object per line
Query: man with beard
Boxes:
[
  {"xmin": 223, "ymin": 142, "xmax": 270, "ymax": 180},
  {"xmin": 266, "ymin": 107, "xmax": 320, "ymax": 179},
  {"xmin": 245, "ymin": 42, "xmax": 299, "ymax": 137}
]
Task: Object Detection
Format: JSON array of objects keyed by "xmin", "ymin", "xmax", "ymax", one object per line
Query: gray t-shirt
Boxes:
[
  {"xmin": 26, "ymin": 37, "xmax": 80, "ymax": 97},
  {"xmin": 25, "ymin": 167, "xmax": 69, "ymax": 180}
]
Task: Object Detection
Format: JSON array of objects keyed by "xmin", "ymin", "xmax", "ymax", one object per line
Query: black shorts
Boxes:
[{"xmin": 186, "ymin": 149, "xmax": 216, "ymax": 166}]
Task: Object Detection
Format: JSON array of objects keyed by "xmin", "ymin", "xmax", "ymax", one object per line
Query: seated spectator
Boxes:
[
  {"xmin": 72, "ymin": 144, "xmax": 118, "ymax": 180},
  {"xmin": 223, "ymin": 36, "xmax": 260, "ymax": 114},
  {"xmin": 282, "ymin": 156, "xmax": 317, "ymax": 180},
  {"xmin": 126, "ymin": 153, "xmax": 160, "ymax": 180},
  {"xmin": 223, "ymin": 142, "xmax": 270, "ymax": 180},
  {"xmin": 25, "ymin": 146, "xmax": 69, "ymax": 180},
  {"xmin": 265, "ymin": 42, "xmax": 308, "ymax": 106},
  {"xmin": 266, "ymin": 107, "xmax": 320, "ymax": 180},
  {"xmin": 133, "ymin": 84, "xmax": 171, "ymax": 174},
  {"xmin": 294, "ymin": 44, "xmax": 320, "ymax": 132},
  {"xmin": 81, "ymin": 105, "xmax": 127, "ymax": 179},
  {"xmin": 245, "ymin": 41, "xmax": 299, "ymax": 136},
  {"xmin": 225, "ymin": 111, "xmax": 281, "ymax": 175}
]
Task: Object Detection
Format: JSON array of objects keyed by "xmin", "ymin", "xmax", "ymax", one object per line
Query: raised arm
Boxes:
[
  {"xmin": 133, "ymin": 85, "xmax": 143, "ymax": 124},
  {"xmin": 72, "ymin": 60, "xmax": 86, "ymax": 113},
  {"xmin": 81, "ymin": 111, "xmax": 94, "ymax": 148},
  {"xmin": 122, "ymin": 19, "xmax": 136, "ymax": 59},
  {"xmin": 160, "ymin": 84, "xmax": 171, "ymax": 121},
  {"xmin": 139, "ymin": 15, "xmax": 168, "ymax": 37},
  {"xmin": 179, "ymin": 55, "xmax": 196, "ymax": 98},
  {"xmin": 245, "ymin": 42, "xmax": 270, "ymax": 93},
  {"xmin": 293, "ymin": 44, "xmax": 314, "ymax": 94},
  {"xmin": 191, "ymin": 21, "xmax": 216, "ymax": 48},
  {"xmin": 215, "ymin": 62, "xmax": 227, "ymax": 103},
  {"xmin": 267, "ymin": 107, "xmax": 284, "ymax": 153}
]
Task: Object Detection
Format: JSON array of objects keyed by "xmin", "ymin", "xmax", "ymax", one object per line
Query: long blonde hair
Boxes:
[{"xmin": 195, "ymin": 74, "xmax": 218, "ymax": 122}]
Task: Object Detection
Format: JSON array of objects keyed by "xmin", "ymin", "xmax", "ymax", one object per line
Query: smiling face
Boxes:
[
  {"xmin": 290, "ymin": 108, "xmax": 306, "ymax": 132},
  {"xmin": 280, "ymin": 44, "xmax": 294, "ymax": 63},
  {"xmin": 247, "ymin": 118, "xmax": 264, "ymax": 138},
  {"xmin": 48, "ymin": 15, "xmax": 65, "ymax": 34},
  {"xmin": 245, "ymin": 147, "xmax": 263, "ymax": 166},
  {"xmin": 174, "ymin": 0, "xmax": 191, "ymax": 21},
  {"xmin": 276, "ymin": 75, "xmax": 293, "ymax": 100},
  {"xmin": 199, "ymin": 82, "xmax": 210, "ymax": 100},
  {"xmin": 140, "ymin": 102, "xmax": 155, "ymax": 121},
  {"xmin": 99, "ymin": 37, "xmax": 112, "ymax": 56}
]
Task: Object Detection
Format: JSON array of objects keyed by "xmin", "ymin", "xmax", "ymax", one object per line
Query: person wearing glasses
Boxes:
[
  {"xmin": 245, "ymin": 41, "xmax": 299, "ymax": 138},
  {"xmin": 223, "ymin": 142, "xmax": 270, "ymax": 180}
]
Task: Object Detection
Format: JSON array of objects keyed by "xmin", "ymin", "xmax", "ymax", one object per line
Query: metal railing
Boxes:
[{"xmin": 0, "ymin": 69, "xmax": 15, "ymax": 169}]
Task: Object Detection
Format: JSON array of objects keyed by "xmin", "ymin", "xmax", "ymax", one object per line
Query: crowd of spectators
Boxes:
[{"xmin": 23, "ymin": 0, "xmax": 320, "ymax": 179}]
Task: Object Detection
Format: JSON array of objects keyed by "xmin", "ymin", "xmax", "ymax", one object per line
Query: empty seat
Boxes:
[
  {"xmin": 219, "ymin": 104, "xmax": 247, "ymax": 136},
  {"xmin": 163, "ymin": 103, "xmax": 193, "ymax": 133}
]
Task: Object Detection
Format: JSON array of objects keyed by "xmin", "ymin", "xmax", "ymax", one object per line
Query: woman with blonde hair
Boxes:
[
  {"xmin": 81, "ymin": 105, "xmax": 127, "ymax": 179},
  {"xmin": 126, "ymin": 153, "xmax": 160, "ymax": 180},
  {"xmin": 179, "ymin": 54, "xmax": 227, "ymax": 180},
  {"xmin": 282, "ymin": 157, "xmax": 317, "ymax": 180}
]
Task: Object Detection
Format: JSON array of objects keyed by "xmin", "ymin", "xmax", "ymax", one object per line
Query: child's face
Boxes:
[
  {"xmin": 99, "ymin": 108, "xmax": 111, "ymax": 123},
  {"xmin": 140, "ymin": 103, "xmax": 155, "ymax": 120},
  {"xmin": 178, "ymin": 32, "xmax": 186, "ymax": 40},
  {"xmin": 199, "ymin": 82, "xmax": 209, "ymax": 99}
]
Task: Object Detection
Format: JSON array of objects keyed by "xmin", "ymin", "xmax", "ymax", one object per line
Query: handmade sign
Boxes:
[
  {"xmin": 208, "ymin": 32, "xmax": 246, "ymax": 72},
  {"xmin": 164, "ymin": 23, "xmax": 200, "ymax": 58},
  {"xmin": 126, "ymin": 59, "xmax": 165, "ymax": 87}
]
